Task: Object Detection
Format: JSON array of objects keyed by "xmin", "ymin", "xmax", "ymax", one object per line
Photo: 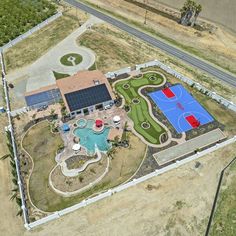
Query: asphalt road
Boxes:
[{"xmin": 65, "ymin": 0, "xmax": 236, "ymax": 87}]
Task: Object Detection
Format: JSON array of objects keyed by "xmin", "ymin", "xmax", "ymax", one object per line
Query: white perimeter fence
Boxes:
[
  {"xmin": 27, "ymin": 136, "xmax": 236, "ymax": 229},
  {"xmin": 0, "ymin": 12, "xmax": 62, "ymax": 51},
  {"xmin": 105, "ymin": 60, "xmax": 236, "ymax": 112},
  {"xmin": 1, "ymin": 23, "xmax": 236, "ymax": 228},
  {"xmin": 0, "ymin": 53, "xmax": 29, "ymax": 228}
]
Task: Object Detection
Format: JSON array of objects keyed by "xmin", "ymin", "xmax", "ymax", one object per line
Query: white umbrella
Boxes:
[
  {"xmin": 72, "ymin": 144, "xmax": 81, "ymax": 151},
  {"xmin": 113, "ymin": 115, "xmax": 121, "ymax": 122}
]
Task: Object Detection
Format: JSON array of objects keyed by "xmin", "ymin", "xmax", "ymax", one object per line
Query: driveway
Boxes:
[{"xmin": 7, "ymin": 15, "xmax": 102, "ymax": 94}]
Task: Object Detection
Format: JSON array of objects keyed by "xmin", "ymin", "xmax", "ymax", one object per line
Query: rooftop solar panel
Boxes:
[
  {"xmin": 25, "ymin": 89, "xmax": 61, "ymax": 107},
  {"xmin": 64, "ymin": 84, "xmax": 112, "ymax": 112}
]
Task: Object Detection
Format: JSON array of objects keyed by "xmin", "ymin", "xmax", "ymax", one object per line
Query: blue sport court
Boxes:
[{"xmin": 148, "ymin": 84, "xmax": 214, "ymax": 133}]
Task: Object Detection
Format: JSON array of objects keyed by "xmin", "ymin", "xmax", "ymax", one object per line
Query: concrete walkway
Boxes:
[{"xmin": 7, "ymin": 15, "xmax": 103, "ymax": 93}]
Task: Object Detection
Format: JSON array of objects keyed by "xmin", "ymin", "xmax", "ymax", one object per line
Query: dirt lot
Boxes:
[
  {"xmin": 210, "ymin": 159, "xmax": 236, "ymax": 236},
  {"xmin": 82, "ymin": 0, "xmax": 236, "ymax": 74},
  {"xmin": 1, "ymin": 138, "xmax": 236, "ymax": 235}
]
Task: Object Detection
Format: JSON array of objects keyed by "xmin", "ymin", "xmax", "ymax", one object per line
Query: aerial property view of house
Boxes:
[
  {"xmin": 1, "ymin": 0, "xmax": 236, "ymax": 234},
  {"xmin": 10, "ymin": 62, "xmax": 229, "ymax": 224}
]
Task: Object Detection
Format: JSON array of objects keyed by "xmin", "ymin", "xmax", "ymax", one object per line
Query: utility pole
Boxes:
[{"xmin": 144, "ymin": 0, "xmax": 149, "ymax": 24}]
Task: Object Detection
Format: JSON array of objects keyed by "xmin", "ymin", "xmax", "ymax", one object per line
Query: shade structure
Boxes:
[
  {"xmin": 113, "ymin": 115, "xmax": 121, "ymax": 122},
  {"xmin": 72, "ymin": 144, "xmax": 81, "ymax": 151},
  {"xmin": 95, "ymin": 119, "xmax": 103, "ymax": 127}
]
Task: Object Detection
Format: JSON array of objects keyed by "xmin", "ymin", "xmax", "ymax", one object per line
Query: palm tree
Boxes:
[
  {"xmin": 16, "ymin": 209, "xmax": 23, "ymax": 216},
  {"xmin": 12, "ymin": 178, "xmax": 18, "ymax": 186},
  {"xmin": 10, "ymin": 192, "xmax": 17, "ymax": 201},
  {"xmin": 107, "ymin": 147, "xmax": 117, "ymax": 158},
  {"xmin": 113, "ymin": 135, "xmax": 120, "ymax": 147},
  {"xmin": 0, "ymin": 154, "xmax": 11, "ymax": 160}
]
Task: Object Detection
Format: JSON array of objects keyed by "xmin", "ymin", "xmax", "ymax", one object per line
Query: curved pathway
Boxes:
[
  {"xmin": 49, "ymin": 156, "xmax": 110, "ymax": 197},
  {"xmin": 7, "ymin": 15, "xmax": 101, "ymax": 92}
]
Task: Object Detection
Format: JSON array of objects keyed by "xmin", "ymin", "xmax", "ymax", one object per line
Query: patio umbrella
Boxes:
[
  {"xmin": 72, "ymin": 144, "xmax": 81, "ymax": 151},
  {"xmin": 95, "ymin": 119, "xmax": 103, "ymax": 127},
  {"xmin": 113, "ymin": 115, "xmax": 121, "ymax": 123}
]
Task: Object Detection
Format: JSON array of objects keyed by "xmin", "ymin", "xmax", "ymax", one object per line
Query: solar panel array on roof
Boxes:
[
  {"xmin": 25, "ymin": 89, "xmax": 61, "ymax": 107},
  {"xmin": 64, "ymin": 84, "xmax": 112, "ymax": 112}
]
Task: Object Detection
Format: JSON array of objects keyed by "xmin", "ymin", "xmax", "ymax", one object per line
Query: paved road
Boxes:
[{"xmin": 65, "ymin": 0, "xmax": 236, "ymax": 87}]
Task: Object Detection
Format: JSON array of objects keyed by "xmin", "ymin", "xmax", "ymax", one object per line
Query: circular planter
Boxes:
[
  {"xmin": 60, "ymin": 53, "xmax": 83, "ymax": 66},
  {"xmin": 149, "ymin": 76, "xmax": 157, "ymax": 81},
  {"xmin": 141, "ymin": 122, "xmax": 150, "ymax": 129},
  {"xmin": 123, "ymin": 83, "xmax": 130, "ymax": 89},
  {"xmin": 132, "ymin": 98, "xmax": 140, "ymax": 104}
]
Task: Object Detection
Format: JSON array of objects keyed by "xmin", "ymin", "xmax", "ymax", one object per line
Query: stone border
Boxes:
[
  {"xmin": 141, "ymin": 122, "xmax": 150, "ymax": 129},
  {"xmin": 132, "ymin": 98, "xmax": 140, "ymax": 104},
  {"xmin": 122, "ymin": 83, "xmax": 130, "ymax": 89},
  {"xmin": 149, "ymin": 76, "xmax": 157, "ymax": 81}
]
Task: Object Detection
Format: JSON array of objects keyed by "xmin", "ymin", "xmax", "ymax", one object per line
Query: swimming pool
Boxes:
[{"xmin": 74, "ymin": 119, "xmax": 111, "ymax": 155}]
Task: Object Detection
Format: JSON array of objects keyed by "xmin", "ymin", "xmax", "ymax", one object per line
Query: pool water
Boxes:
[
  {"xmin": 77, "ymin": 118, "xmax": 87, "ymax": 128},
  {"xmin": 74, "ymin": 120, "xmax": 111, "ymax": 155}
]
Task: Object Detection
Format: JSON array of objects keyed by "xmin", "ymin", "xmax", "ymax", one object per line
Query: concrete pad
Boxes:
[{"xmin": 153, "ymin": 129, "xmax": 225, "ymax": 166}]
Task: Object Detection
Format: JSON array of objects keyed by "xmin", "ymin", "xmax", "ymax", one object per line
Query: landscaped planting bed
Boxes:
[{"xmin": 60, "ymin": 53, "xmax": 83, "ymax": 66}]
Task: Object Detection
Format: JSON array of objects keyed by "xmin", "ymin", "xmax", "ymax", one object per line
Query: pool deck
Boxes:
[{"xmin": 56, "ymin": 106, "xmax": 129, "ymax": 163}]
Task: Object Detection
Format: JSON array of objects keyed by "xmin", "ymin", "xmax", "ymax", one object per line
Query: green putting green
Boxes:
[
  {"xmin": 115, "ymin": 72, "xmax": 166, "ymax": 144},
  {"xmin": 60, "ymin": 53, "xmax": 83, "ymax": 66}
]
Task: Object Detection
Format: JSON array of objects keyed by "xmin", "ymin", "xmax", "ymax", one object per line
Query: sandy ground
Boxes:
[
  {"xmin": 154, "ymin": 0, "xmax": 236, "ymax": 33},
  {"xmin": 1, "ymin": 131, "xmax": 236, "ymax": 235}
]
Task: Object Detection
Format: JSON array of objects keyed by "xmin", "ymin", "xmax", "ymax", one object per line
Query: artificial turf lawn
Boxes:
[{"xmin": 115, "ymin": 72, "xmax": 166, "ymax": 144}]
